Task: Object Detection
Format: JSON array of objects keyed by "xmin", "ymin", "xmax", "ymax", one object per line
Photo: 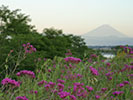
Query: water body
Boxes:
[{"xmin": 101, "ymin": 53, "xmax": 115, "ymax": 58}]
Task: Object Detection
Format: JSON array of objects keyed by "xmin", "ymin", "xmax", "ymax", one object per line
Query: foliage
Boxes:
[
  {"xmin": 0, "ymin": 5, "xmax": 37, "ymax": 35},
  {"xmin": 43, "ymin": 27, "xmax": 88, "ymax": 58},
  {"xmin": 0, "ymin": 45, "xmax": 132, "ymax": 100}
]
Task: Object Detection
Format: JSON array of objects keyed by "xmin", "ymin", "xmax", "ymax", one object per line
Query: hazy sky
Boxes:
[{"xmin": 0, "ymin": 0, "xmax": 133, "ymax": 37}]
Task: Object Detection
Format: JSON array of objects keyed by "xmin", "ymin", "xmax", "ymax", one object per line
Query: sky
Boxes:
[{"xmin": 0, "ymin": 0, "xmax": 133, "ymax": 37}]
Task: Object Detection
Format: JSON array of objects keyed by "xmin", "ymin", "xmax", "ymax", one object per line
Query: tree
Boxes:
[
  {"xmin": 42, "ymin": 27, "xmax": 88, "ymax": 58},
  {"xmin": 43, "ymin": 27, "xmax": 63, "ymax": 38},
  {"xmin": 0, "ymin": 5, "xmax": 37, "ymax": 35},
  {"xmin": 0, "ymin": 5, "xmax": 39, "ymax": 72}
]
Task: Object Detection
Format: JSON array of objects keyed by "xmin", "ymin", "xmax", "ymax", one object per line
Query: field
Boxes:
[{"xmin": 0, "ymin": 44, "xmax": 132, "ymax": 100}]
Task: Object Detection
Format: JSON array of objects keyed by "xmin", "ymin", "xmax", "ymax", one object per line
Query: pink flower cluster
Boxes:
[
  {"xmin": 64, "ymin": 72, "xmax": 82, "ymax": 80},
  {"xmin": 119, "ymin": 64, "xmax": 132, "ymax": 72},
  {"xmin": 57, "ymin": 79, "xmax": 65, "ymax": 84},
  {"xmin": 117, "ymin": 81, "xmax": 129, "ymax": 88},
  {"xmin": 72, "ymin": 82, "xmax": 89, "ymax": 98},
  {"xmin": 23, "ymin": 43, "xmax": 36, "ymax": 54},
  {"xmin": 95, "ymin": 95, "xmax": 100, "ymax": 99},
  {"xmin": 16, "ymin": 70, "xmax": 35, "ymax": 78},
  {"xmin": 58, "ymin": 91, "xmax": 70, "ymax": 99},
  {"xmin": 112, "ymin": 91, "xmax": 124, "ymax": 96},
  {"xmin": 38, "ymin": 80, "xmax": 47, "ymax": 86},
  {"xmin": 44, "ymin": 82, "xmax": 56, "ymax": 91},
  {"xmin": 101, "ymin": 88, "xmax": 107, "ymax": 92},
  {"xmin": 105, "ymin": 72, "xmax": 114, "ymax": 80},
  {"xmin": 41, "ymin": 79, "xmax": 77, "ymax": 100},
  {"xmin": 1, "ymin": 78, "xmax": 20, "ymax": 87},
  {"xmin": 16, "ymin": 96, "xmax": 28, "ymax": 100},
  {"xmin": 65, "ymin": 52, "xmax": 72, "ymax": 56},
  {"xmin": 58, "ymin": 91, "xmax": 77, "ymax": 100},
  {"xmin": 123, "ymin": 81, "xmax": 129, "ymax": 85},
  {"xmin": 57, "ymin": 83, "xmax": 64, "ymax": 92},
  {"xmin": 64, "ymin": 64, "xmax": 77, "ymax": 69},
  {"xmin": 118, "ymin": 83, "xmax": 124, "ymax": 88},
  {"xmin": 106, "ymin": 62, "xmax": 111, "ymax": 66},
  {"xmin": 70, "ymin": 95, "xmax": 77, "ymax": 100},
  {"xmin": 41, "ymin": 80, "xmax": 78, "ymax": 99},
  {"xmin": 89, "ymin": 66, "xmax": 99, "ymax": 76},
  {"xmin": 120, "ymin": 46, "xmax": 133, "ymax": 54},
  {"xmin": 65, "ymin": 49, "xmax": 72, "ymax": 56},
  {"xmin": 64, "ymin": 57, "xmax": 81, "ymax": 64},
  {"xmin": 90, "ymin": 54, "xmax": 98, "ymax": 58},
  {"xmin": 86, "ymin": 86, "xmax": 93, "ymax": 92},
  {"xmin": 105, "ymin": 72, "xmax": 113, "ymax": 76}
]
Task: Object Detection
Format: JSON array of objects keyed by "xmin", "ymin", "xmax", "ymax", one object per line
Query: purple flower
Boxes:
[
  {"xmin": 44, "ymin": 58, "xmax": 47, "ymax": 61},
  {"xmin": 16, "ymin": 70, "xmax": 35, "ymax": 78},
  {"xmin": 1, "ymin": 78, "xmax": 20, "ymax": 87},
  {"xmin": 89, "ymin": 66, "xmax": 99, "ymax": 76},
  {"xmin": 48, "ymin": 69, "xmax": 51, "ymax": 72},
  {"xmin": 90, "ymin": 54, "xmax": 98, "ymax": 58},
  {"xmin": 49, "ymin": 82, "xmax": 56, "ymax": 88},
  {"xmin": 30, "ymin": 90, "xmax": 38, "ymax": 94},
  {"xmin": 64, "ymin": 57, "xmax": 81, "ymax": 64},
  {"xmin": 38, "ymin": 80, "xmax": 47, "ymax": 86},
  {"xmin": 73, "ymin": 85, "xmax": 78, "ymax": 92},
  {"xmin": 119, "ymin": 83, "xmax": 124, "ymax": 88},
  {"xmin": 123, "ymin": 81, "xmax": 129, "ymax": 85},
  {"xmin": 34, "ymin": 91, "xmax": 38, "ymax": 94},
  {"xmin": 101, "ymin": 60, "xmax": 105, "ymax": 62},
  {"xmin": 128, "ymin": 74, "xmax": 133, "ymax": 77},
  {"xmin": 95, "ymin": 95, "xmax": 100, "ymax": 99},
  {"xmin": 53, "ymin": 64, "xmax": 56, "ymax": 68},
  {"xmin": 123, "ymin": 46, "xmax": 133, "ymax": 54},
  {"xmin": 77, "ymin": 74, "xmax": 82, "ymax": 78},
  {"xmin": 106, "ymin": 62, "xmax": 111, "ymax": 66},
  {"xmin": 23, "ymin": 43, "xmax": 36, "ymax": 54},
  {"xmin": 101, "ymin": 88, "xmax": 107, "ymax": 92},
  {"xmin": 44, "ymin": 84, "xmax": 50, "ymax": 91},
  {"xmin": 22, "ymin": 44, "xmax": 26, "ymax": 47},
  {"xmin": 113, "ymin": 91, "xmax": 124, "ymax": 96},
  {"xmin": 108, "ymin": 76, "xmax": 112, "ymax": 80},
  {"xmin": 16, "ymin": 96, "xmax": 28, "ymax": 100},
  {"xmin": 65, "ymin": 53, "xmax": 72, "ymax": 56},
  {"xmin": 105, "ymin": 72, "xmax": 113, "ymax": 76},
  {"xmin": 58, "ymin": 91, "xmax": 70, "ymax": 99},
  {"xmin": 58, "ymin": 83, "xmax": 64, "ymax": 92},
  {"xmin": 86, "ymin": 86, "xmax": 93, "ymax": 92},
  {"xmin": 73, "ymin": 82, "xmax": 84, "ymax": 87},
  {"xmin": 70, "ymin": 95, "xmax": 76, "ymax": 100},
  {"xmin": 51, "ymin": 89, "xmax": 58, "ymax": 93},
  {"xmin": 57, "ymin": 79, "xmax": 65, "ymax": 84}
]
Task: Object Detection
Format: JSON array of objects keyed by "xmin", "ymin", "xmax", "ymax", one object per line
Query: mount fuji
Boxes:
[{"xmin": 82, "ymin": 25, "xmax": 133, "ymax": 46}]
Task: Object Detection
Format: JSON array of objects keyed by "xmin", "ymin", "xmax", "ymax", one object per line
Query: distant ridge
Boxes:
[{"xmin": 82, "ymin": 25, "xmax": 133, "ymax": 46}]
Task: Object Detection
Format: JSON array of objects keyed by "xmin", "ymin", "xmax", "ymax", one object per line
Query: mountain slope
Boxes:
[{"xmin": 82, "ymin": 25, "xmax": 133, "ymax": 46}]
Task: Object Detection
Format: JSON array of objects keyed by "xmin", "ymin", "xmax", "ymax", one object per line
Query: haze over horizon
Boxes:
[{"xmin": 0, "ymin": 0, "xmax": 133, "ymax": 37}]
